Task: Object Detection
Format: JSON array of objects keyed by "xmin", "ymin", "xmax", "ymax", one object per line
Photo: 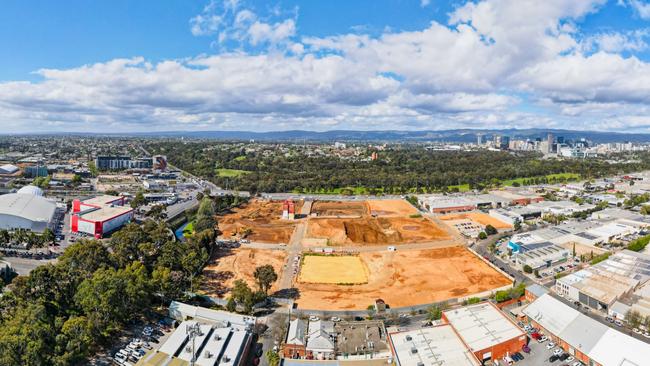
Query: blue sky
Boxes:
[{"xmin": 2, "ymin": 0, "xmax": 650, "ymax": 132}]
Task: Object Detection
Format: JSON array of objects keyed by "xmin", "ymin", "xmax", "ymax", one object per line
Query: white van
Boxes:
[{"xmin": 387, "ymin": 246, "xmax": 396, "ymax": 251}]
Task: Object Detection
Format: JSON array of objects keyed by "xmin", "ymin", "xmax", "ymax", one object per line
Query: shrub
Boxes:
[{"xmin": 523, "ymin": 265, "xmax": 533, "ymax": 274}]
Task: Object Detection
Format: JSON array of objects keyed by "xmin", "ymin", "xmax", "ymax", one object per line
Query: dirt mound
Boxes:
[
  {"xmin": 200, "ymin": 248, "xmax": 287, "ymax": 298},
  {"xmin": 344, "ymin": 218, "xmax": 402, "ymax": 244},
  {"xmin": 306, "ymin": 216, "xmax": 450, "ymax": 246},
  {"xmin": 311, "ymin": 201, "xmax": 368, "ymax": 217},
  {"xmin": 217, "ymin": 199, "xmax": 302, "ymax": 243}
]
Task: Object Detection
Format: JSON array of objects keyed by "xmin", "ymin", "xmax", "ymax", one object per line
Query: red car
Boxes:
[{"xmin": 530, "ymin": 332, "xmax": 541, "ymax": 340}]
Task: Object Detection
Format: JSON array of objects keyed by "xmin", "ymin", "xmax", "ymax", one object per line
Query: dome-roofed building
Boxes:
[
  {"xmin": 16, "ymin": 185, "xmax": 44, "ymax": 196},
  {"xmin": 0, "ymin": 186, "xmax": 55, "ymax": 232}
]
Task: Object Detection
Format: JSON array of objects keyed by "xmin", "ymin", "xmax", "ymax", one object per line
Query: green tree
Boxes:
[
  {"xmin": 231, "ymin": 279, "xmax": 254, "ymax": 313},
  {"xmin": 485, "ymin": 225, "xmax": 497, "ymax": 235},
  {"xmin": 226, "ymin": 297, "xmax": 237, "ymax": 312},
  {"xmin": 266, "ymin": 349, "xmax": 280, "ymax": 366},
  {"xmin": 54, "ymin": 315, "xmax": 94, "ymax": 365},
  {"xmin": 523, "ymin": 265, "xmax": 533, "ymax": 274},
  {"xmin": 625, "ymin": 310, "xmax": 643, "ymax": 328},
  {"xmin": 478, "ymin": 232, "xmax": 487, "ymax": 240},
  {"xmin": 253, "ymin": 265, "xmax": 278, "ymax": 295},
  {"xmin": 0, "ymin": 304, "xmax": 56, "ymax": 364},
  {"xmin": 131, "ymin": 191, "xmax": 145, "ymax": 209},
  {"xmin": 194, "ymin": 198, "xmax": 216, "ymax": 232}
]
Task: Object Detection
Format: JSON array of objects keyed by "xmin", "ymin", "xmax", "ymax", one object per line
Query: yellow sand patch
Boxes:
[{"xmin": 299, "ymin": 255, "xmax": 369, "ymax": 284}]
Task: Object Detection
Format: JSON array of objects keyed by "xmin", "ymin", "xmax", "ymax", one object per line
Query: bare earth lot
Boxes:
[
  {"xmin": 310, "ymin": 201, "xmax": 368, "ymax": 217},
  {"xmin": 440, "ymin": 212, "xmax": 512, "ymax": 229},
  {"xmin": 200, "ymin": 248, "xmax": 287, "ymax": 298},
  {"xmin": 294, "ymin": 246, "xmax": 512, "ymax": 310},
  {"xmin": 298, "ymin": 255, "xmax": 369, "ymax": 284},
  {"xmin": 305, "ymin": 216, "xmax": 451, "ymax": 246},
  {"xmin": 217, "ymin": 199, "xmax": 302, "ymax": 243},
  {"xmin": 366, "ymin": 199, "xmax": 419, "ymax": 217}
]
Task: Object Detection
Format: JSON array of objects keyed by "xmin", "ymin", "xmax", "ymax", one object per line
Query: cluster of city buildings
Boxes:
[{"xmin": 477, "ymin": 132, "xmax": 648, "ymax": 158}]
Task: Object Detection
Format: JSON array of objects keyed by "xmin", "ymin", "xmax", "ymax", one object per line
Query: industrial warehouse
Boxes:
[
  {"xmin": 523, "ymin": 294, "xmax": 650, "ymax": 366},
  {"xmin": 70, "ymin": 195, "xmax": 133, "ymax": 238},
  {"xmin": 441, "ymin": 302, "xmax": 527, "ymax": 363},
  {"xmin": 0, "ymin": 185, "xmax": 58, "ymax": 232},
  {"xmin": 418, "ymin": 189, "xmax": 544, "ymax": 214},
  {"xmin": 389, "ymin": 326, "xmax": 480, "ymax": 366},
  {"xmin": 555, "ymin": 250, "xmax": 650, "ymax": 313},
  {"xmin": 136, "ymin": 302, "xmax": 255, "ymax": 366}
]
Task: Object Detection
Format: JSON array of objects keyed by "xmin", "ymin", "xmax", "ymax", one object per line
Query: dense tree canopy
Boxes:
[
  {"xmin": 147, "ymin": 141, "xmax": 648, "ymax": 194},
  {"xmin": 0, "ymin": 216, "xmax": 219, "ymax": 365}
]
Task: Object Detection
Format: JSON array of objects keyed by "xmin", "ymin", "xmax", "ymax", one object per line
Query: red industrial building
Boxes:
[
  {"xmin": 442, "ymin": 302, "xmax": 527, "ymax": 363},
  {"xmin": 71, "ymin": 195, "xmax": 133, "ymax": 239},
  {"xmin": 282, "ymin": 199, "xmax": 296, "ymax": 220}
]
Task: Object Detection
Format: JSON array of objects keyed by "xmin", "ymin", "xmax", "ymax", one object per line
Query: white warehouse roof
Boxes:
[
  {"xmin": 0, "ymin": 164, "xmax": 18, "ymax": 174},
  {"xmin": 390, "ymin": 326, "xmax": 480, "ymax": 366},
  {"xmin": 524, "ymin": 294, "xmax": 650, "ymax": 366},
  {"xmin": 16, "ymin": 185, "xmax": 43, "ymax": 196},
  {"xmin": 443, "ymin": 302, "xmax": 525, "ymax": 353},
  {"xmin": 0, "ymin": 193, "xmax": 56, "ymax": 232}
]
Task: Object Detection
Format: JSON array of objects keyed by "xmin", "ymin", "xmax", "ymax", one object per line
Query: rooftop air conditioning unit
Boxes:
[
  {"xmin": 204, "ymin": 351, "xmax": 212, "ymax": 358},
  {"xmin": 411, "ymin": 347, "xmax": 418, "ymax": 354},
  {"xmin": 185, "ymin": 346, "xmax": 192, "ymax": 353},
  {"xmin": 406, "ymin": 335, "xmax": 412, "ymax": 341}
]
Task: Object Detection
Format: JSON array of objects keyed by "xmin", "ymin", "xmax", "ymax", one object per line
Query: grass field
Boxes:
[
  {"xmin": 299, "ymin": 255, "xmax": 368, "ymax": 284},
  {"xmin": 216, "ymin": 168, "xmax": 251, "ymax": 177}
]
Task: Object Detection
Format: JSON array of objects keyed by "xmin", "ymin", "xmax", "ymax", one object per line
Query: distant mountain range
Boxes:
[
  {"xmin": 130, "ymin": 128, "xmax": 650, "ymax": 143},
  {"xmin": 12, "ymin": 128, "xmax": 650, "ymax": 143}
]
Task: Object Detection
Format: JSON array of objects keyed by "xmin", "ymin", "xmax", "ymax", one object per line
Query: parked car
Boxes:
[
  {"xmin": 546, "ymin": 342, "xmax": 556, "ymax": 349},
  {"xmin": 549, "ymin": 355, "xmax": 559, "ymax": 362},
  {"xmin": 615, "ymin": 319, "xmax": 623, "ymax": 327},
  {"xmin": 537, "ymin": 336, "xmax": 548, "ymax": 343},
  {"xmin": 553, "ymin": 348, "xmax": 563, "ymax": 356}
]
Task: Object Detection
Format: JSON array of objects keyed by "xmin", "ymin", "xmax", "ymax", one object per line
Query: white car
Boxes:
[
  {"xmin": 330, "ymin": 316, "xmax": 341, "ymax": 322},
  {"xmin": 546, "ymin": 342, "xmax": 555, "ymax": 349},
  {"xmin": 633, "ymin": 328, "xmax": 641, "ymax": 334},
  {"xmin": 309, "ymin": 316, "xmax": 320, "ymax": 322},
  {"xmin": 572, "ymin": 362, "xmax": 583, "ymax": 366},
  {"xmin": 114, "ymin": 354, "xmax": 127, "ymax": 364},
  {"xmin": 567, "ymin": 356, "xmax": 575, "ymax": 362},
  {"xmin": 553, "ymin": 348, "xmax": 563, "ymax": 356},
  {"xmin": 539, "ymin": 335, "xmax": 548, "ymax": 342}
]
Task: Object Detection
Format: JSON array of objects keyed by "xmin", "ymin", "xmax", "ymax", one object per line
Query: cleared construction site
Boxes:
[
  {"xmin": 294, "ymin": 246, "xmax": 512, "ymax": 310},
  {"xmin": 206, "ymin": 198, "xmax": 510, "ymax": 311}
]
